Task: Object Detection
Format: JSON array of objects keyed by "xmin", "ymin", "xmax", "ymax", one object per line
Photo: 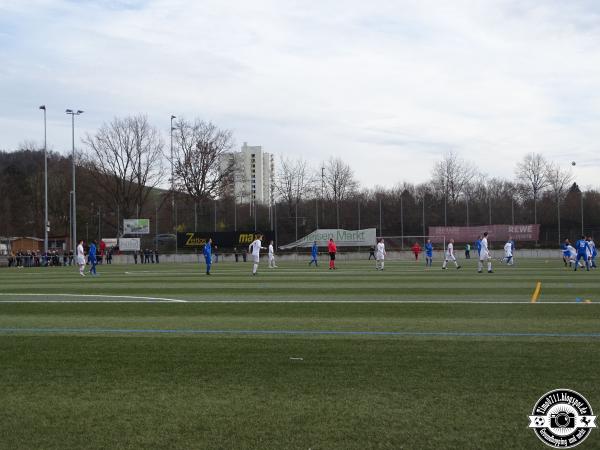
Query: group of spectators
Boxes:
[
  {"xmin": 7, "ymin": 247, "xmax": 115, "ymax": 267},
  {"xmin": 133, "ymin": 249, "xmax": 160, "ymax": 264}
]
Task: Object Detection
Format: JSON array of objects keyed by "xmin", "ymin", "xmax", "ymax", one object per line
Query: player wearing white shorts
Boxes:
[
  {"xmin": 268, "ymin": 240, "xmax": 277, "ymax": 268},
  {"xmin": 478, "ymin": 232, "xmax": 493, "ymax": 273},
  {"xmin": 375, "ymin": 238, "xmax": 386, "ymax": 271},
  {"xmin": 76, "ymin": 240, "xmax": 86, "ymax": 276},
  {"xmin": 566, "ymin": 244, "xmax": 581, "ymax": 268},
  {"xmin": 503, "ymin": 240, "xmax": 513, "ymax": 265},
  {"xmin": 249, "ymin": 234, "xmax": 266, "ymax": 276},
  {"xmin": 442, "ymin": 239, "xmax": 461, "ymax": 270}
]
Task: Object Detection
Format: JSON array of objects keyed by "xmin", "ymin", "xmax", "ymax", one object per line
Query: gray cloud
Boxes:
[{"xmin": 1, "ymin": 0, "xmax": 599, "ymax": 187}]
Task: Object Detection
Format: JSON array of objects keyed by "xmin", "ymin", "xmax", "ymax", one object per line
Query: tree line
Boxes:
[{"xmin": 1, "ymin": 115, "xmax": 598, "ymax": 249}]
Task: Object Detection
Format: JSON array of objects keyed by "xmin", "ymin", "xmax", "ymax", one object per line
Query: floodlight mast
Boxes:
[
  {"xmin": 65, "ymin": 109, "xmax": 84, "ymax": 255},
  {"xmin": 39, "ymin": 105, "xmax": 48, "ymax": 259}
]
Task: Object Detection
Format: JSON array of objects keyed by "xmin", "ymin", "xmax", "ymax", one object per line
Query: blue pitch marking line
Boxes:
[{"xmin": 0, "ymin": 328, "xmax": 599, "ymax": 338}]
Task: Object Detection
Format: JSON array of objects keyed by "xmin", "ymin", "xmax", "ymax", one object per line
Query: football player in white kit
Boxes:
[
  {"xmin": 268, "ymin": 240, "xmax": 278, "ymax": 268},
  {"xmin": 76, "ymin": 239, "xmax": 86, "ymax": 276},
  {"xmin": 503, "ymin": 240, "xmax": 514, "ymax": 265},
  {"xmin": 375, "ymin": 238, "xmax": 386, "ymax": 271},
  {"xmin": 442, "ymin": 239, "xmax": 461, "ymax": 270},
  {"xmin": 478, "ymin": 232, "xmax": 493, "ymax": 273},
  {"xmin": 249, "ymin": 234, "xmax": 266, "ymax": 276}
]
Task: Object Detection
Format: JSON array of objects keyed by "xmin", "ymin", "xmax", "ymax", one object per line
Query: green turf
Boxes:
[{"xmin": 0, "ymin": 259, "xmax": 599, "ymax": 449}]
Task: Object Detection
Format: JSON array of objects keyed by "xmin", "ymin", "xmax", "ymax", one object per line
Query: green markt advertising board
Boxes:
[{"xmin": 280, "ymin": 228, "xmax": 377, "ymax": 249}]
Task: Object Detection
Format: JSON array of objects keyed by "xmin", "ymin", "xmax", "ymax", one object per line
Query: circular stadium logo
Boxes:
[{"xmin": 529, "ymin": 389, "xmax": 596, "ymax": 448}]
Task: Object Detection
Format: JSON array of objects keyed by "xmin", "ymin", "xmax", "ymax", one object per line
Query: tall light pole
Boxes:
[
  {"xmin": 581, "ymin": 191, "xmax": 584, "ymax": 235},
  {"xmin": 170, "ymin": 115, "xmax": 176, "ymax": 229},
  {"xmin": 572, "ymin": 161, "xmax": 584, "ymax": 235},
  {"xmin": 39, "ymin": 105, "xmax": 48, "ymax": 259},
  {"xmin": 321, "ymin": 166, "xmax": 325, "ymax": 226},
  {"xmin": 66, "ymin": 109, "xmax": 83, "ymax": 255},
  {"xmin": 379, "ymin": 198, "xmax": 382, "ymax": 236}
]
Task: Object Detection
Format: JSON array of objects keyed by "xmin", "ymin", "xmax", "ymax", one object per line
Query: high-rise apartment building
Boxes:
[{"xmin": 221, "ymin": 142, "xmax": 274, "ymax": 205}]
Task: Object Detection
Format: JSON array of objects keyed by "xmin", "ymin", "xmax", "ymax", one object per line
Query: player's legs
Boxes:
[
  {"xmin": 477, "ymin": 259, "xmax": 483, "ymax": 273},
  {"xmin": 442, "ymin": 258, "xmax": 448, "ymax": 269},
  {"xmin": 252, "ymin": 256, "xmax": 259, "ymax": 275}
]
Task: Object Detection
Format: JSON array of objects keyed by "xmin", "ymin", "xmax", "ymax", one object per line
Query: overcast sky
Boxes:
[{"xmin": 1, "ymin": 0, "xmax": 600, "ymax": 188}]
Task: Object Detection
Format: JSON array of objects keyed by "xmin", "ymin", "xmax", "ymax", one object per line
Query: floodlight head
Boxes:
[
  {"xmin": 66, "ymin": 109, "xmax": 73, "ymax": 114},
  {"xmin": 77, "ymin": 110, "xmax": 84, "ymax": 114},
  {"xmin": 171, "ymin": 115, "xmax": 176, "ymax": 119},
  {"xmin": 39, "ymin": 105, "xmax": 46, "ymax": 110}
]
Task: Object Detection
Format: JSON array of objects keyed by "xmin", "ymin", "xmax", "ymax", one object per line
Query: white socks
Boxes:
[
  {"xmin": 253, "ymin": 264, "xmax": 258, "ymax": 274},
  {"xmin": 488, "ymin": 262, "xmax": 492, "ymax": 271}
]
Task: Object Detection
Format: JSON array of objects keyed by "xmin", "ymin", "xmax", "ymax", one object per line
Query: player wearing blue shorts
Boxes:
[
  {"xmin": 424, "ymin": 239, "xmax": 433, "ymax": 267},
  {"xmin": 574, "ymin": 236, "xmax": 590, "ymax": 271},
  {"xmin": 309, "ymin": 241, "xmax": 318, "ymax": 266},
  {"xmin": 203, "ymin": 238, "xmax": 212, "ymax": 275},
  {"xmin": 88, "ymin": 241, "xmax": 97, "ymax": 276}
]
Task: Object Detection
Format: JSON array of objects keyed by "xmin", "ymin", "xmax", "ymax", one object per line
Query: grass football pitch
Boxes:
[{"xmin": 0, "ymin": 257, "xmax": 599, "ymax": 449}]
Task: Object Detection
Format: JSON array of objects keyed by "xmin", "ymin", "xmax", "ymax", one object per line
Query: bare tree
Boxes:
[
  {"xmin": 274, "ymin": 157, "xmax": 313, "ymax": 217},
  {"xmin": 83, "ymin": 115, "xmax": 164, "ymax": 226},
  {"xmin": 433, "ymin": 150, "xmax": 478, "ymax": 204},
  {"xmin": 515, "ymin": 152, "xmax": 548, "ymax": 224},
  {"xmin": 546, "ymin": 162, "xmax": 574, "ymax": 244},
  {"xmin": 171, "ymin": 119, "xmax": 235, "ymax": 203},
  {"xmin": 432, "ymin": 151, "xmax": 478, "ymax": 226},
  {"xmin": 322, "ymin": 157, "xmax": 359, "ymax": 203},
  {"xmin": 321, "ymin": 157, "xmax": 359, "ymax": 228}
]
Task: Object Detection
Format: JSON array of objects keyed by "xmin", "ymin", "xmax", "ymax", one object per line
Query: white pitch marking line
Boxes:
[
  {"xmin": 179, "ymin": 300, "xmax": 597, "ymax": 304},
  {"xmin": 0, "ymin": 298, "xmax": 594, "ymax": 304},
  {"xmin": 0, "ymin": 293, "xmax": 187, "ymax": 303}
]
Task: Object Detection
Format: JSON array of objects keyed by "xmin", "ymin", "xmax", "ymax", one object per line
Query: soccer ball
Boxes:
[
  {"xmin": 535, "ymin": 417, "xmax": 545, "ymax": 426},
  {"xmin": 571, "ymin": 161, "xmax": 576, "ymax": 166}
]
